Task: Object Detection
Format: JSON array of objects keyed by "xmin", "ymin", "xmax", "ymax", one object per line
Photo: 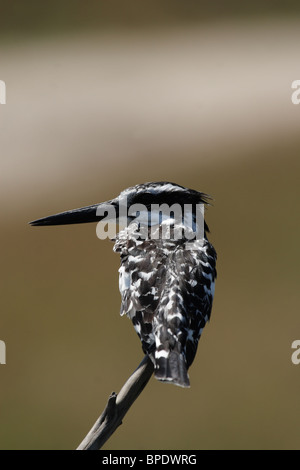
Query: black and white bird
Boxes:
[{"xmin": 30, "ymin": 182, "xmax": 217, "ymax": 388}]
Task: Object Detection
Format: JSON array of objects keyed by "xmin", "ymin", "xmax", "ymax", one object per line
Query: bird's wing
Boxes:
[{"xmin": 116, "ymin": 238, "xmax": 167, "ymax": 353}]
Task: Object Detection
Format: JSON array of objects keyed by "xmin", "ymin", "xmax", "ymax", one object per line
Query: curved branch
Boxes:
[{"xmin": 76, "ymin": 355, "xmax": 154, "ymax": 450}]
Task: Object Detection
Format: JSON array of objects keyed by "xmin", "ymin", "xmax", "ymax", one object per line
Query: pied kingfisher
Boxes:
[{"xmin": 30, "ymin": 182, "xmax": 217, "ymax": 388}]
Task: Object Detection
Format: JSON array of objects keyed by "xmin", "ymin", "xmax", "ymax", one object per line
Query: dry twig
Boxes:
[{"xmin": 76, "ymin": 355, "xmax": 154, "ymax": 450}]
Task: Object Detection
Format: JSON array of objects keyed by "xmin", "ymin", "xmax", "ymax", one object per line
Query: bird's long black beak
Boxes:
[{"xmin": 29, "ymin": 201, "xmax": 116, "ymax": 227}]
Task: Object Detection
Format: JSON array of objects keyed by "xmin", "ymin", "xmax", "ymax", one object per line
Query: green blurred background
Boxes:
[{"xmin": 1, "ymin": 1, "xmax": 300, "ymax": 450}]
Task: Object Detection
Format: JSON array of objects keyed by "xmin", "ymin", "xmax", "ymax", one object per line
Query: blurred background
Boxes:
[{"xmin": 1, "ymin": 1, "xmax": 300, "ymax": 450}]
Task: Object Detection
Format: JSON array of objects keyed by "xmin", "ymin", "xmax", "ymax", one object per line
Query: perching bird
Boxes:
[{"xmin": 30, "ymin": 181, "xmax": 217, "ymax": 387}]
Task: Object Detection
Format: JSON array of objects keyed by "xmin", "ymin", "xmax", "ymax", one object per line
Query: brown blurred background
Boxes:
[{"xmin": 1, "ymin": 1, "xmax": 300, "ymax": 450}]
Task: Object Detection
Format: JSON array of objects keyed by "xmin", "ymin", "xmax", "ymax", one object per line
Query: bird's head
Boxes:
[{"xmin": 29, "ymin": 181, "xmax": 211, "ymax": 239}]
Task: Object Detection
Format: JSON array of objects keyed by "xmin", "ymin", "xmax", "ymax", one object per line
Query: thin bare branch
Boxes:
[{"xmin": 76, "ymin": 355, "xmax": 154, "ymax": 450}]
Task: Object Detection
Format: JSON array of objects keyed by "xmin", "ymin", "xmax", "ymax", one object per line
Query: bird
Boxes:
[{"xmin": 30, "ymin": 181, "xmax": 217, "ymax": 388}]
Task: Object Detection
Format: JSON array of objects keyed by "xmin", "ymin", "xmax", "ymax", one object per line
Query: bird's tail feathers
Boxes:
[{"xmin": 154, "ymin": 350, "xmax": 190, "ymax": 388}]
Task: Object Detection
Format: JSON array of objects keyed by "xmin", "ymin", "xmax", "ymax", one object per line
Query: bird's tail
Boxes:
[{"xmin": 154, "ymin": 350, "xmax": 190, "ymax": 388}]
